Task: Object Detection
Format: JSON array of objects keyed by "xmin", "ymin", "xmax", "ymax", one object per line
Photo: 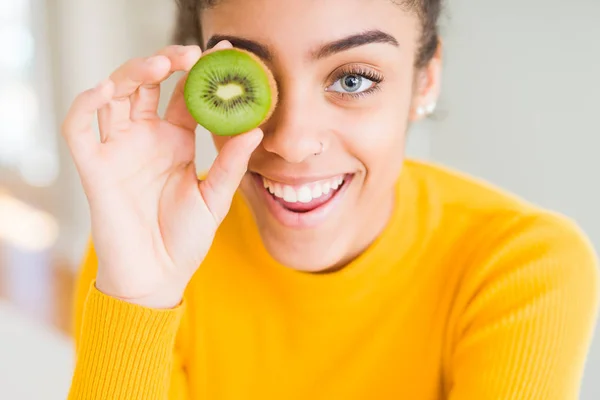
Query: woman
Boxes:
[{"xmin": 63, "ymin": 0, "xmax": 599, "ymax": 398}]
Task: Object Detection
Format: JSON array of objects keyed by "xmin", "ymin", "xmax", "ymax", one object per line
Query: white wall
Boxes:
[{"xmin": 429, "ymin": 0, "xmax": 600, "ymax": 397}]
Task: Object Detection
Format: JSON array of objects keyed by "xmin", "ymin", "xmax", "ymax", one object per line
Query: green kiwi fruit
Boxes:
[{"xmin": 183, "ymin": 48, "xmax": 279, "ymax": 136}]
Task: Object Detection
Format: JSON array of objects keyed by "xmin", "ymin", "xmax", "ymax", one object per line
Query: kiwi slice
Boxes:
[{"xmin": 184, "ymin": 48, "xmax": 278, "ymax": 136}]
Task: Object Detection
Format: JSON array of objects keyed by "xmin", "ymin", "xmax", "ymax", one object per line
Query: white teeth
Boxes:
[
  {"xmin": 311, "ymin": 185, "xmax": 322, "ymax": 199},
  {"xmin": 262, "ymin": 175, "xmax": 346, "ymax": 204},
  {"xmin": 283, "ymin": 186, "xmax": 297, "ymax": 202},
  {"xmin": 297, "ymin": 186, "xmax": 312, "ymax": 203}
]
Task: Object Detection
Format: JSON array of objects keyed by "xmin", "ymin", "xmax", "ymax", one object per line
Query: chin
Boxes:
[{"xmin": 258, "ymin": 229, "xmax": 349, "ymax": 272}]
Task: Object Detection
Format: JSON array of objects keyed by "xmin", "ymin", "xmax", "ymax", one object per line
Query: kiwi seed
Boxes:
[{"xmin": 184, "ymin": 48, "xmax": 279, "ymax": 136}]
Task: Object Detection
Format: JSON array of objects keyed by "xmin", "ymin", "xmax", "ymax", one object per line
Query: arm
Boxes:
[
  {"xmin": 68, "ymin": 239, "xmax": 190, "ymax": 400},
  {"xmin": 60, "ymin": 40, "xmax": 260, "ymax": 400},
  {"xmin": 447, "ymin": 212, "xmax": 600, "ymax": 399}
]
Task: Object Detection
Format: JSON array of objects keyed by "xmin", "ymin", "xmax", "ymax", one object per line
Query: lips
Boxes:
[
  {"xmin": 261, "ymin": 174, "xmax": 346, "ymax": 212},
  {"xmin": 251, "ymin": 172, "xmax": 354, "ymax": 229}
]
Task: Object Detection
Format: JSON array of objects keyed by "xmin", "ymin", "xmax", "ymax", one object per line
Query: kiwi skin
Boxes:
[
  {"xmin": 184, "ymin": 47, "xmax": 279, "ymax": 136},
  {"xmin": 238, "ymin": 48, "xmax": 279, "ymax": 125}
]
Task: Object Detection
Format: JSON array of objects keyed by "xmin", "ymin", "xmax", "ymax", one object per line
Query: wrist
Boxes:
[{"xmin": 94, "ymin": 280, "xmax": 184, "ymax": 310}]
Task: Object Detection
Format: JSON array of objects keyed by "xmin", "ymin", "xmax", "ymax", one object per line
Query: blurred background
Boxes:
[{"xmin": 0, "ymin": 0, "xmax": 598, "ymax": 398}]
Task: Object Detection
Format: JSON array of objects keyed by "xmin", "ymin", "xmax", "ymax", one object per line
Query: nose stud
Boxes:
[{"xmin": 314, "ymin": 141, "xmax": 325, "ymax": 156}]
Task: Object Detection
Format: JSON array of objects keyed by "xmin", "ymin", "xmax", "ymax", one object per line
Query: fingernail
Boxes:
[
  {"xmin": 186, "ymin": 45, "xmax": 202, "ymax": 57},
  {"xmin": 216, "ymin": 40, "xmax": 232, "ymax": 49},
  {"xmin": 145, "ymin": 56, "xmax": 160, "ymax": 64},
  {"xmin": 247, "ymin": 129, "xmax": 264, "ymax": 147},
  {"xmin": 177, "ymin": 46, "xmax": 189, "ymax": 55}
]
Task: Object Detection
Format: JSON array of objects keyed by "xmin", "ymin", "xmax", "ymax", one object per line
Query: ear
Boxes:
[{"xmin": 409, "ymin": 40, "xmax": 443, "ymax": 121}]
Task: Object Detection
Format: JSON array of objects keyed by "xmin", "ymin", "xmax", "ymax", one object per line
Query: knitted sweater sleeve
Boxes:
[{"xmin": 67, "ymin": 239, "xmax": 190, "ymax": 400}]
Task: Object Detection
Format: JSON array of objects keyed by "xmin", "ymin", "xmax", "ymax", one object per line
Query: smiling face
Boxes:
[{"xmin": 199, "ymin": 0, "xmax": 442, "ymax": 272}]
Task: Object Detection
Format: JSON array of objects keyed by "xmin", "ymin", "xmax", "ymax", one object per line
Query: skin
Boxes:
[
  {"xmin": 202, "ymin": 0, "xmax": 443, "ymax": 272},
  {"xmin": 61, "ymin": 0, "xmax": 441, "ymax": 309}
]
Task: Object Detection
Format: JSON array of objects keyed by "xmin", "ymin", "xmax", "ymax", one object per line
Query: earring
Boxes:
[
  {"xmin": 416, "ymin": 102, "xmax": 436, "ymax": 117},
  {"xmin": 425, "ymin": 102, "xmax": 437, "ymax": 115}
]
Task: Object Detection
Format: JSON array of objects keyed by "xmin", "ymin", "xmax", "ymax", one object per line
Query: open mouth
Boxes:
[{"xmin": 251, "ymin": 172, "xmax": 354, "ymax": 228}]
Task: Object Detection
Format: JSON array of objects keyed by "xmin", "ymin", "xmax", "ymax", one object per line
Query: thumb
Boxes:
[{"xmin": 199, "ymin": 128, "xmax": 263, "ymax": 224}]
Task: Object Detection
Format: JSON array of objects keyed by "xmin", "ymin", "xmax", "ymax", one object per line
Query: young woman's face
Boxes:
[{"xmin": 201, "ymin": 0, "xmax": 441, "ymax": 272}]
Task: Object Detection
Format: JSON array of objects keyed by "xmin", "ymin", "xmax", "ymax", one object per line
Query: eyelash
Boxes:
[{"xmin": 327, "ymin": 66, "xmax": 384, "ymax": 99}]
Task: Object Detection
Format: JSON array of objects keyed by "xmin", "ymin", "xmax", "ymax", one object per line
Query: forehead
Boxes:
[{"xmin": 199, "ymin": 0, "xmax": 420, "ymax": 56}]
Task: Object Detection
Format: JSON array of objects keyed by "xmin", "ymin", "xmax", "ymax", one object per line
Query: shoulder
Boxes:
[
  {"xmin": 403, "ymin": 158, "xmax": 538, "ymax": 215},
  {"xmin": 411, "ymin": 160, "xmax": 600, "ymax": 397},
  {"xmin": 404, "ymin": 157, "xmax": 599, "ymax": 304},
  {"xmin": 404, "ymin": 158, "xmax": 595, "ymax": 253}
]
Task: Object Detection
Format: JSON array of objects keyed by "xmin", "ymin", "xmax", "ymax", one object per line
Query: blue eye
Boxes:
[
  {"xmin": 328, "ymin": 74, "xmax": 376, "ymax": 94},
  {"xmin": 341, "ymin": 75, "xmax": 362, "ymax": 92}
]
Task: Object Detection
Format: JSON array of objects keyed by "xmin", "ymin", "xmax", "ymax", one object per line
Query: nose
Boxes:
[{"xmin": 260, "ymin": 86, "xmax": 324, "ymax": 164}]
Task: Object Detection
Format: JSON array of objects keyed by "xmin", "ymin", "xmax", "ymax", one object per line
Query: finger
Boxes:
[
  {"xmin": 156, "ymin": 44, "xmax": 203, "ymax": 72},
  {"xmin": 110, "ymin": 55, "xmax": 172, "ymax": 99},
  {"xmin": 163, "ymin": 72, "xmax": 197, "ymax": 131},
  {"xmin": 203, "ymin": 39, "xmax": 233, "ymax": 54},
  {"xmin": 61, "ymin": 79, "xmax": 115, "ymax": 159},
  {"xmin": 199, "ymin": 128, "xmax": 263, "ymax": 224},
  {"xmin": 98, "ymin": 55, "xmax": 171, "ymax": 135},
  {"xmin": 131, "ymin": 45, "xmax": 202, "ymax": 121},
  {"xmin": 163, "ymin": 41, "xmax": 233, "ymax": 131}
]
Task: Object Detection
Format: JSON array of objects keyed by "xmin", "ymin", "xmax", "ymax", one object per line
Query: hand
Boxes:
[{"xmin": 61, "ymin": 41, "xmax": 263, "ymax": 309}]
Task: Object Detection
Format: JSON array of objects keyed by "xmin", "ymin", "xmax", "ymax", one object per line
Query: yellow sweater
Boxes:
[{"xmin": 69, "ymin": 159, "xmax": 599, "ymax": 399}]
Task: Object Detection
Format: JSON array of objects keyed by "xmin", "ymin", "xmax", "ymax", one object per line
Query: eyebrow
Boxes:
[
  {"xmin": 312, "ymin": 30, "xmax": 399, "ymax": 59},
  {"xmin": 205, "ymin": 30, "xmax": 399, "ymax": 62}
]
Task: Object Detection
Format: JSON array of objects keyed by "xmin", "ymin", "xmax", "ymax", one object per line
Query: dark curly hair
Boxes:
[{"xmin": 173, "ymin": 0, "xmax": 443, "ymax": 69}]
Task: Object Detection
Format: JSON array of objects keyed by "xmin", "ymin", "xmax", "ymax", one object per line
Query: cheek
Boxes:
[{"xmin": 332, "ymin": 96, "xmax": 411, "ymax": 173}]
